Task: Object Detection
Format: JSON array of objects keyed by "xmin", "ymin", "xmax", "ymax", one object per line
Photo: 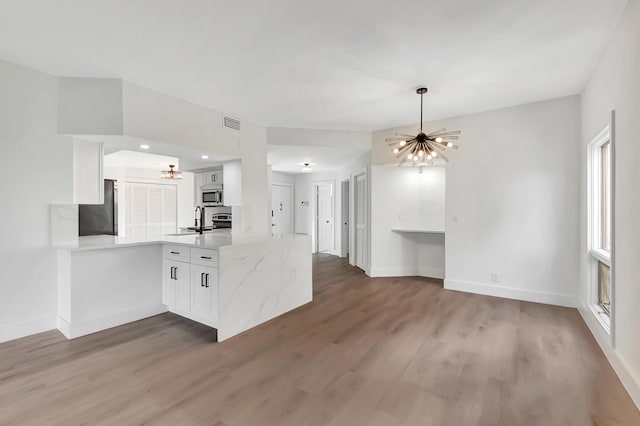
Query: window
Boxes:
[
  {"xmin": 587, "ymin": 127, "xmax": 613, "ymax": 332},
  {"xmin": 125, "ymin": 182, "xmax": 177, "ymax": 238}
]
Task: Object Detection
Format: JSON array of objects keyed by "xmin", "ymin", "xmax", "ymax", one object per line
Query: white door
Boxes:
[
  {"xmin": 341, "ymin": 180, "xmax": 349, "ymax": 258},
  {"xmin": 271, "ymin": 184, "xmax": 293, "ymax": 237},
  {"xmin": 316, "ymin": 183, "xmax": 334, "ymax": 253},
  {"xmin": 355, "ymin": 175, "xmax": 366, "ymax": 270}
]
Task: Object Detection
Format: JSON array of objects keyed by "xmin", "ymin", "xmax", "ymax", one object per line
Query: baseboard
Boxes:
[
  {"xmin": 444, "ymin": 279, "xmax": 576, "ymax": 308},
  {"xmin": 579, "ymin": 306, "xmax": 640, "ymax": 410},
  {"xmin": 369, "ymin": 267, "xmax": 445, "ymax": 279},
  {"xmin": 59, "ymin": 303, "xmax": 168, "ymax": 339},
  {"xmin": 57, "ymin": 316, "xmax": 71, "ymax": 339},
  {"xmin": 0, "ymin": 316, "xmax": 56, "ymax": 344},
  {"xmin": 418, "ymin": 267, "xmax": 445, "ymax": 280}
]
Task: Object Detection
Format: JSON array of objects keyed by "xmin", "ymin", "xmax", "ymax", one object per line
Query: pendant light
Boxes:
[
  {"xmin": 386, "ymin": 87, "xmax": 460, "ymax": 166},
  {"xmin": 161, "ymin": 164, "xmax": 182, "ymax": 180}
]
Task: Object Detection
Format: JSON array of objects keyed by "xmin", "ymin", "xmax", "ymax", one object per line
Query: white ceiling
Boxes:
[
  {"xmin": 104, "ymin": 150, "xmax": 179, "ymax": 171},
  {"xmin": 0, "ymin": 0, "xmax": 626, "ymax": 131},
  {"xmin": 268, "ymin": 145, "xmax": 368, "ymax": 174},
  {"xmin": 87, "ymin": 135, "xmax": 228, "ymax": 171}
]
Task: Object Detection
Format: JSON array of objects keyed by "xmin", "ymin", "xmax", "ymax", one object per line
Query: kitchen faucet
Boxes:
[{"xmin": 194, "ymin": 206, "xmax": 205, "ymax": 234}]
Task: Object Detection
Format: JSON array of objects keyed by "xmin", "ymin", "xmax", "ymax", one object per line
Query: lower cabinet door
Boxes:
[
  {"xmin": 162, "ymin": 260, "xmax": 177, "ymax": 310},
  {"xmin": 191, "ymin": 264, "xmax": 218, "ymax": 325},
  {"xmin": 173, "ymin": 260, "xmax": 191, "ymax": 315}
]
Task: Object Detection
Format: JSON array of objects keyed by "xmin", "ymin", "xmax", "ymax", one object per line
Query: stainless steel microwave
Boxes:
[{"xmin": 202, "ymin": 188, "xmax": 223, "ymax": 206}]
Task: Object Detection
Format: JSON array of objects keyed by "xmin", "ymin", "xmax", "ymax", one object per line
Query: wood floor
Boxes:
[{"xmin": 0, "ymin": 255, "xmax": 638, "ymax": 425}]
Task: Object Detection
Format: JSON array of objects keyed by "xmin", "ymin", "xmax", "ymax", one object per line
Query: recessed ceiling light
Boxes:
[
  {"xmin": 140, "ymin": 144, "xmax": 150, "ymax": 149},
  {"xmin": 201, "ymin": 155, "xmax": 209, "ymax": 159}
]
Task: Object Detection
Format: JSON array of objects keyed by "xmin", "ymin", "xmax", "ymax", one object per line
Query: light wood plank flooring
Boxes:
[{"xmin": 0, "ymin": 254, "xmax": 638, "ymax": 425}]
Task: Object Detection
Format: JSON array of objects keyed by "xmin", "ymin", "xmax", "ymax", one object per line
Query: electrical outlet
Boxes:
[{"xmin": 491, "ymin": 272, "xmax": 500, "ymax": 283}]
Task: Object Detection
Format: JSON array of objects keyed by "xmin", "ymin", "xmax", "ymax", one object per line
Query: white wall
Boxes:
[
  {"xmin": 267, "ymin": 127, "xmax": 371, "ymax": 149},
  {"xmin": 122, "ymin": 81, "xmax": 239, "ymax": 157},
  {"xmin": 271, "ymin": 171, "xmax": 296, "ymax": 186},
  {"xmin": 58, "ymin": 78, "xmax": 123, "ymax": 135},
  {"xmin": 370, "ymin": 165, "xmax": 446, "ymax": 278},
  {"xmin": 580, "ymin": 0, "xmax": 640, "ymax": 406},
  {"xmin": 373, "ymin": 96, "xmax": 581, "ymax": 306},
  {"xmin": 0, "ymin": 60, "xmax": 73, "ymax": 343},
  {"xmin": 294, "ymin": 173, "xmax": 313, "ymax": 237}
]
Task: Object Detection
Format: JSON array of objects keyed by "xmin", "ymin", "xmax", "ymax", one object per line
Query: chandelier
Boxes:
[
  {"xmin": 161, "ymin": 164, "xmax": 182, "ymax": 180},
  {"xmin": 387, "ymin": 87, "xmax": 460, "ymax": 166}
]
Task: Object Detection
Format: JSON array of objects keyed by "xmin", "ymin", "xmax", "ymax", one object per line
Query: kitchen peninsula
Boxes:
[{"xmin": 56, "ymin": 232, "xmax": 311, "ymax": 342}]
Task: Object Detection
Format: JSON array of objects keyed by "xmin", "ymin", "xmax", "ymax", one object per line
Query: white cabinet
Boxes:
[
  {"xmin": 163, "ymin": 245, "xmax": 190, "ymax": 263},
  {"xmin": 223, "ymin": 160, "xmax": 242, "ymax": 206},
  {"xmin": 162, "ymin": 246, "xmax": 218, "ymax": 328},
  {"xmin": 163, "ymin": 259, "xmax": 190, "ymax": 314},
  {"xmin": 191, "ymin": 264, "xmax": 218, "ymax": 324},
  {"xmin": 202, "ymin": 169, "xmax": 223, "ymax": 186},
  {"xmin": 191, "ymin": 247, "xmax": 218, "ymax": 267}
]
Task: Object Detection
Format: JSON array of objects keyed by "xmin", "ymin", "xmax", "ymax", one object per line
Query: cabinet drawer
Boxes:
[
  {"xmin": 163, "ymin": 244, "xmax": 190, "ymax": 262},
  {"xmin": 191, "ymin": 248, "xmax": 218, "ymax": 267}
]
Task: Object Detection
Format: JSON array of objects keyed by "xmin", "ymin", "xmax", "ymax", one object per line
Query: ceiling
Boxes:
[
  {"xmin": 88, "ymin": 135, "xmax": 228, "ymax": 171},
  {"xmin": 0, "ymin": 0, "xmax": 626, "ymax": 131},
  {"xmin": 104, "ymin": 150, "xmax": 179, "ymax": 171},
  {"xmin": 268, "ymin": 144, "xmax": 368, "ymax": 174}
]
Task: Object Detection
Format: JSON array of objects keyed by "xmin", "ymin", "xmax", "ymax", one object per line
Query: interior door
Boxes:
[
  {"xmin": 355, "ymin": 175, "xmax": 366, "ymax": 270},
  {"xmin": 316, "ymin": 183, "xmax": 334, "ymax": 253},
  {"xmin": 271, "ymin": 184, "xmax": 293, "ymax": 237}
]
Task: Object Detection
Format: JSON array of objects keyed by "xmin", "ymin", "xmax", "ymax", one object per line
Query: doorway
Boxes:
[
  {"xmin": 354, "ymin": 173, "xmax": 366, "ymax": 271},
  {"xmin": 341, "ymin": 179, "xmax": 349, "ymax": 258},
  {"xmin": 271, "ymin": 184, "xmax": 293, "ymax": 237},
  {"xmin": 315, "ymin": 182, "xmax": 334, "ymax": 253}
]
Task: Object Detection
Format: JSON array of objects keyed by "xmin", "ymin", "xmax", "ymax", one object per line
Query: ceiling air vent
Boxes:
[{"xmin": 223, "ymin": 116, "xmax": 241, "ymax": 131}]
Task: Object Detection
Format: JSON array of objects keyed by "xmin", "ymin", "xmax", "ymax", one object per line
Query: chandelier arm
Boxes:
[
  {"xmin": 429, "ymin": 142, "xmax": 454, "ymax": 152},
  {"xmin": 426, "ymin": 128, "xmax": 447, "ymax": 136},
  {"xmin": 395, "ymin": 143, "xmax": 414, "ymax": 157},
  {"xmin": 428, "ymin": 130, "xmax": 461, "ymax": 137},
  {"xmin": 439, "ymin": 141, "xmax": 459, "ymax": 150}
]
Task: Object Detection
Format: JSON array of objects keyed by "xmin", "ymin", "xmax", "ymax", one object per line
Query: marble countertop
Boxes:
[{"xmin": 55, "ymin": 230, "xmax": 274, "ymax": 251}]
